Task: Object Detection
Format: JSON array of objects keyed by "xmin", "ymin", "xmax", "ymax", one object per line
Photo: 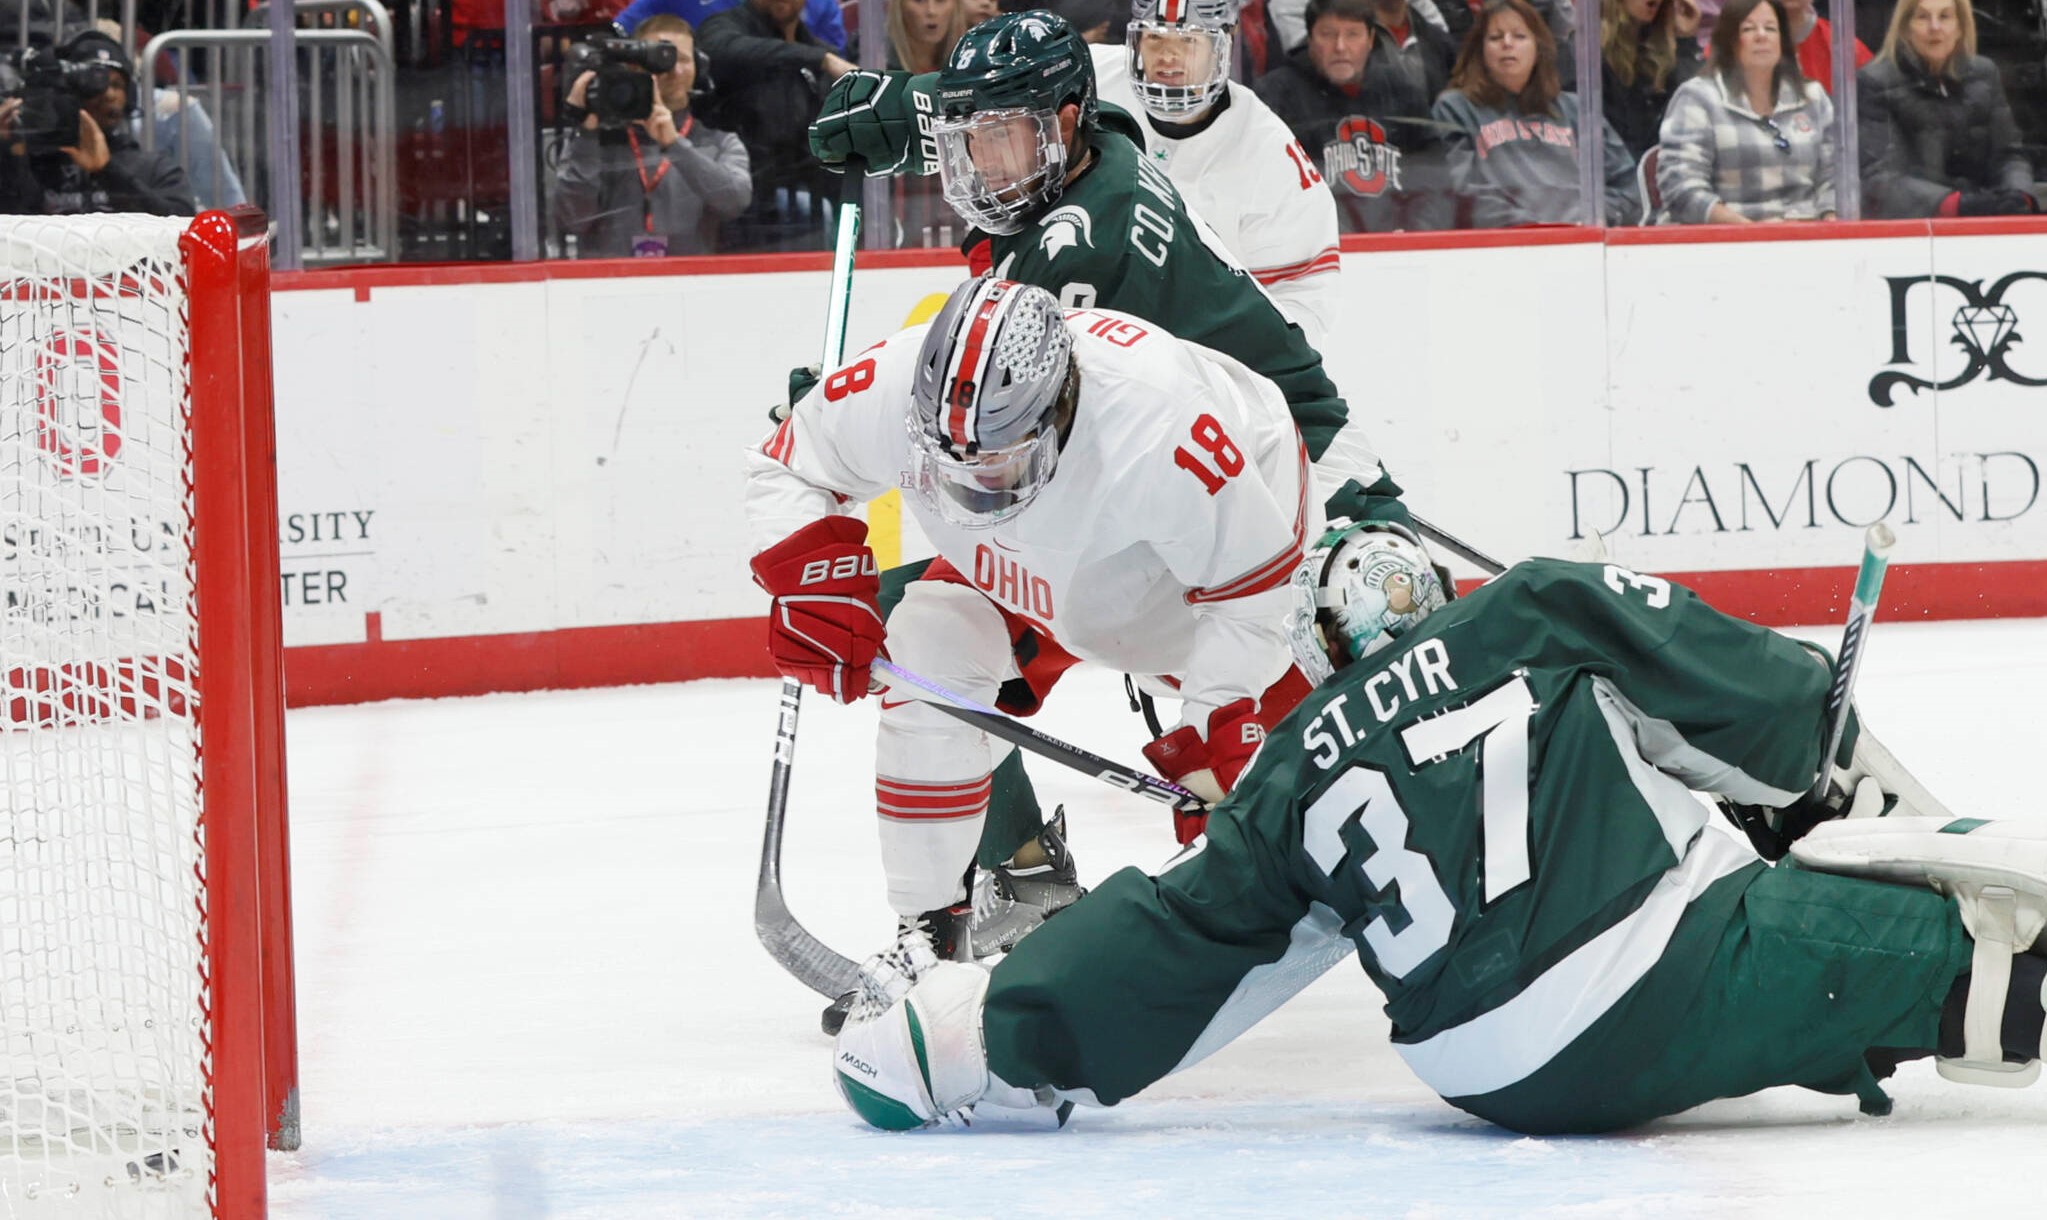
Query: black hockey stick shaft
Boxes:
[
  {"xmin": 755, "ymin": 162, "xmax": 867, "ymax": 999},
  {"xmin": 1808, "ymin": 522, "xmax": 1897, "ymax": 804},
  {"xmin": 874, "ymin": 659, "xmax": 1212, "ymax": 817},
  {"xmin": 1411, "ymin": 514, "xmax": 1506, "ymax": 576}
]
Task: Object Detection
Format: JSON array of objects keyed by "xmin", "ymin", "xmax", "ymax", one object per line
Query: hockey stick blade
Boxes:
[
  {"xmin": 753, "ymin": 163, "xmax": 867, "ymax": 1000},
  {"xmin": 756, "ymin": 680, "xmax": 861, "ymax": 997},
  {"xmin": 874, "ymin": 659, "xmax": 1211, "ymax": 816}
]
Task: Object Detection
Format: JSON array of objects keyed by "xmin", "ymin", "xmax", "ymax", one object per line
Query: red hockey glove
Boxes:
[
  {"xmin": 749, "ymin": 517, "xmax": 885, "ymax": 704},
  {"xmin": 1143, "ymin": 697, "xmax": 1268, "ymax": 844}
]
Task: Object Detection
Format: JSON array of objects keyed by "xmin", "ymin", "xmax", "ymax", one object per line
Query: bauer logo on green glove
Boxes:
[{"xmin": 810, "ymin": 70, "xmax": 936, "ymax": 176}]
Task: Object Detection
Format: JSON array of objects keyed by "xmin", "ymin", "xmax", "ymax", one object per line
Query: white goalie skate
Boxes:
[{"xmin": 1791, "ymin": 815, "xmax": 2047, "ymax": 1086}]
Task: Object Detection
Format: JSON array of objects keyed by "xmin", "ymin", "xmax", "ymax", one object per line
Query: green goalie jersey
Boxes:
[{"xmin": 982, "ymin": 560, "xmax": 1840, "ymax": 1105}]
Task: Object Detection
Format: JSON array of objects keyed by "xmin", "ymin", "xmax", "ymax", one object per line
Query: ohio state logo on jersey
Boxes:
[{"xmin": 1325, "ymin": 117, "xmax": 1404, "ymax": 198}]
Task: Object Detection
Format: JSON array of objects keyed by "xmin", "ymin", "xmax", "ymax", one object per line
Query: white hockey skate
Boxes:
[
  {"xmin": 820, "ymin": 905, "xmax": 970, "ymax": 1037},
  {"xmin": 1791, "ymin": 815, "xmax": 2047, "ymax": 1086}
]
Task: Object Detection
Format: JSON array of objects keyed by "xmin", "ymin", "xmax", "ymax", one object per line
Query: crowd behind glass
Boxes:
[{"xmin": 2, "ymin": 0, "xmax": 2040, "ymax": 258}]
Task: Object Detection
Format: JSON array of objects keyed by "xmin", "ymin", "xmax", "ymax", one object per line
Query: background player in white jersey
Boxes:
[
  {"xmin": 744, "ymin": 277, "xmax": 1323, "ymax": 1025},
  {"xmin": 1092, "ymin": 0, "xmax": 1344, "ymax": 348}
]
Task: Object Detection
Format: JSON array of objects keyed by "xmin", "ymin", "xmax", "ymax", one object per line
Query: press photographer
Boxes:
[
  {"xmin": 553, "ymin": 15, "xmax": 750, "ymax": 257},
  {"xmin": 0, "ymin": 29, "xmax": 196, "ymax": 217}
]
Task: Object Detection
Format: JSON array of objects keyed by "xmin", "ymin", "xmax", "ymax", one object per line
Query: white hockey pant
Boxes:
[
  {"xmin": 1792, "ymin": 816, "xmax": 2047, "ymax": 1086},
  {"xmin": 874, "ymin": 582, "xmax": 1019, "ymax": 916}
]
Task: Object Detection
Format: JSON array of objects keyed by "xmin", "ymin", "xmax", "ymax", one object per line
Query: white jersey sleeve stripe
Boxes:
[
  {"xmin": 1252, "ymin": 246, "xmax": 1341, "ymax": 286},
  {"xmin": 1185, "ymin": 442, "xmax": 1311, "ymax": 605}
]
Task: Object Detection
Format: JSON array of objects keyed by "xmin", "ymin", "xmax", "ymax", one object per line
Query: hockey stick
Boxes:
[
  {"xmin": 873, "ymin": 659, "xmax": 1212, "ymax": 818},
  {"xmin": 755, "ymin": 163, "xmax": 867, "ymax": 999},
  {"xmin": 1411, "ymin": 514, "xmax": 1506, "ymax": 577},
  {"xmin": 1809, "ymin": 522, "xmax": 1897, "ymax": 803}
]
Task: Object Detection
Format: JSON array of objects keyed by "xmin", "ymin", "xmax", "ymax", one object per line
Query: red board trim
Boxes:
[{"xmin": 281, "ymin": 558, "xmax": 2047, "ymax": 707}]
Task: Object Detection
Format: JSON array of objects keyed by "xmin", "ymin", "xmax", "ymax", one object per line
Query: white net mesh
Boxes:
[{"xmin": 0, "ymin": 216, "xmax": 213, "ymax": 1218}]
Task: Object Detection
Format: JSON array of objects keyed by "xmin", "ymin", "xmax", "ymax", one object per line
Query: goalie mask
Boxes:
[
  {"xmin": 1287, "ymin": 520, "xmax": 1447, "ymax": 685},
  {"xmin": 933, "ymin": 12, "xmax": 1098, "ymax": 235},
  {"xmin": 908, "ymin": 278, "xmax": 1076, "ymax": 530},
  {"xmin": 1127, "ymin": 0, "xmax": 1236, "ymax": 121}
]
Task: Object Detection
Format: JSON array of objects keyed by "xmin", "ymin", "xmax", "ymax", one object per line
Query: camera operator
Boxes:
[
  {"xmin": 0, "ymin": 30, "xmax": 195, "ymax": 217},
  {"xmin": 554, "ymin": 16, "xmax": 750, "ymax": 257}
]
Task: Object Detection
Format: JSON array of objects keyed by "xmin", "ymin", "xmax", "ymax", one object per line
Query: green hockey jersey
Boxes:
[{"xmin": 982, "ymin": 560, "xmax": 1839, "ymax": 1106}]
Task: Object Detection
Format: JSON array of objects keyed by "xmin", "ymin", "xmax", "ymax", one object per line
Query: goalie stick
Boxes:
[
  {"xmin": 873, "ymin": 659, "xmax": 1212, "ymax": 819},
  {"xmin": 1411, "ymin": 515, "xmax": 1506, "ymax": 577},
  {"xmin": 755, "ymin": 165, "xmax": 867, "ymax": 999},
  {"xmin": 1810, "ymin": 523, "xmax": 1897, "ymax": 803}
]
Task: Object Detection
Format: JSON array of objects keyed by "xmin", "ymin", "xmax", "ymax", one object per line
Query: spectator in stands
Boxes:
[
  {"xmin": 963, "ymin": 0, "xmax": 999, "ymax": 26},
  {"xmin": 887, "ymin": 0, "xmax": 967, "ymax": 71},
  {"xmin": 698, "ymin": 0, "xmax": 854, "ymax": 248},
  {"xmin": 1857, "ymin": 0, "xmax": 2035, "ymax": 217},
  {"xmin": 611, "ymin": 0, "xmax": 848, "ymax": 53},
  {"xmin": 1781, "ymin": 0, "xmax": 1868, "ymax": 96},
  {"xmin": 1256, "ymin": 0, "xmax": 1448, "ymax": 231},
  {"xmin": 555, "ymin": 15, "xmax": 751, "ymax": 256},
  {"xmin": 1656, "ymin": 0, "xmax": 1835, "ymax": 222},
  {"xmin": 85, "ymin": 18, "xmax": 247, "ymax": 210},
  {"xmin": 1432, "ymin": 0, "xmax": 1641, "ymax": 226},
  {"xmin": 1602, "ymin": 0, "xmax": 1703, "ymax": 160},
  {"xmin": 0, "ymin": 29, "xmax": 194, "ymax": 217},
  {"xmin": 1370, "ymin": 0, "xmax": 1458, "ymax": 98},
  {"xmin": 1039, "ymin": 0, "xmax": 1118, "ymax": 43}
]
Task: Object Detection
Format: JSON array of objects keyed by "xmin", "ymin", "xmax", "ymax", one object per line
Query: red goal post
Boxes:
[{"xmin": 1, "ymin": 208, "xmax": 296, "ymax": 1218}]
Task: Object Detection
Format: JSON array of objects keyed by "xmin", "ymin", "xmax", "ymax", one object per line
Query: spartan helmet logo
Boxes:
[{"xmin": 1869, "ymin": 272, "xmax": 2047, "ymax": 405}]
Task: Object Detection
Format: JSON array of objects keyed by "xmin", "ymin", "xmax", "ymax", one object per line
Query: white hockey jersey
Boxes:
[
  {"xmin": 1092, "ymin": 44, "xmax": 1342, "ymax": 349},
  {"xmin": 744, "ymin": 308, "xmax": 1322, "ymax": 735}
]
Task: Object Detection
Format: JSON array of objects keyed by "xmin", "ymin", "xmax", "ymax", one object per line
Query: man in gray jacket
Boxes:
[{"xmin": 555, "ymin": 16, "xmax": 752, "ymax": 257}]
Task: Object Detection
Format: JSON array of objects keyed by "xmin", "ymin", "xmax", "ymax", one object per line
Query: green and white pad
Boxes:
[
  {"xmin": 1791, "ymin": 816, "xmax": 2047, "ymax": 1086},
  {"xmin": 832, "ymin": 961, "xmax": 1054, "ymax": 1130}
]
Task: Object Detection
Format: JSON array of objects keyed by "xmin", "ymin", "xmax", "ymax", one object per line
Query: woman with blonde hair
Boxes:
[
  {"xmin": 1655, "ymin": 0, "xmax": 1836, "ymax": 223},
  {"xmin": 1601, "ymin": 0, "xmax": 1703, "ymax": 159},
  {"xmin": 1857, "ymin": 0, "xmax": 2035, "ymax": 216},
  {"xmin": 887, "ymin": 0, "xmax": 970, "ymax": 73},
  {"xmin": 1431, "ymin": 0, "xmax": 1642, "ymax": 226}
]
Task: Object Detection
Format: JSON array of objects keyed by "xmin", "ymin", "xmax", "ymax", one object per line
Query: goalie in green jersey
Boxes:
[{"xmin": 829, "ymin": 521, "xmax": 2047, "ymax": 1135}]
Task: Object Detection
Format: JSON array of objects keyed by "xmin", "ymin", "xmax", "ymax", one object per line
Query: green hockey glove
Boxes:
[{"xmin": 810, "ymin": 70, "xmax": 925, "ymax": 176}]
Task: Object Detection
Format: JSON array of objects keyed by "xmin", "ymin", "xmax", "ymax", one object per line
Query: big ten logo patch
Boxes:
[
  {"xmin": 35, "ymin": 328, "xmax": 123, "ymax": 477},
  {"xmin": 1870, "ymin": 272, "xmax": 2047, "ymax": 405},
  {"xmin": 1326, "ymin": 117, "xmax": 1403, "ymax": 198},
  {"xmin": 972, "ymin": 543, "xmax": 1055, "ymax": 621}
]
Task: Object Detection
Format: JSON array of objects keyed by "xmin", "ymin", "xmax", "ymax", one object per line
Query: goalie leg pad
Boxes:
[
  {"xmin": 832, "ymin": 961, "xmax": 1048, "ymax": 1131},
  {"xmin": 1790, "ymin": 816, "xmax": 2047, "ymax": 1086}
]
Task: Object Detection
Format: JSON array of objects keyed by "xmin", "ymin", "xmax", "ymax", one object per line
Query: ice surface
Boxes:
[{"xmin": 269, "ymin": 617, "xmax": 2047, "ymax": 1218}]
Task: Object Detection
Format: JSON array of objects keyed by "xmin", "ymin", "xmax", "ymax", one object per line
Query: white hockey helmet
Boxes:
[
  {"xmin": 1126, "ymin": 0, "xmax": 1236, "ymax": 121},
  {"xmin": 1287, "ymin": 519, "xmax": 1447, "ymax": 684},
  {"xmin": 908, "ymin": 277, "xmax": 1077, "ymax": 530}
]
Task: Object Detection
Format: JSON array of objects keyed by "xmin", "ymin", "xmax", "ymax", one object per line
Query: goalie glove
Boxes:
[{"xmin": 749, "ymin": 516, "xmax": 885, "ymax": 704}]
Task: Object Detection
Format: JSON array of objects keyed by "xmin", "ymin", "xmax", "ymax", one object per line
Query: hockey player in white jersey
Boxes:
[
  {"xmin": 744, "ymin": 277, "xmax": 1323, "ymax": 1023},
  {"xmin": 1092, "ymin": 0, "xmax": 1343, "ymax": 348}
]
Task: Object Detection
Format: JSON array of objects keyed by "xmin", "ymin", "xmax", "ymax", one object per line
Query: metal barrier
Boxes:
[
  {"xmin": 244, "ymin": 0, "xmax": 395, "ymax": 60},
  {"xmin": 140, "ymin": 27, "xmax": 398, "ymax": 265}
]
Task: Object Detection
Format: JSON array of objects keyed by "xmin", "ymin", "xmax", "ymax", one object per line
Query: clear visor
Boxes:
[
  {"xmin": 933, "ymin": 108, "xmax": 1067, "ymax": 236},
  {"xmin": 1126, "ymin": 23, "xmax": 1230, "ymax": 119},
  {"xmin": 907, "ymin": 425, "xmax": 1061, "ymax": 529}
]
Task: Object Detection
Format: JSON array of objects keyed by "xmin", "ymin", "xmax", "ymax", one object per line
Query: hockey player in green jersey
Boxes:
[
  {"xmin": 829, "ymin": 522, "xmax": 2047, "ymax": 1135},
  {"xmin": 807, "ymin": 11, "xmax": 1398, "ymax": 528}
]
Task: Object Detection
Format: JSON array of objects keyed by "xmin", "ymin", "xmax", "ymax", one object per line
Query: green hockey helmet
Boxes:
[{"xmin": 932, "ymin": 11, "xmax": 1099, "ymax": 234}]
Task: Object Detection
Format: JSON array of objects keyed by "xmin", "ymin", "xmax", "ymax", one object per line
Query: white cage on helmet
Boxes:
[
  {"xmin": 1287, "ymin": 519, "xmax": 1447, "ymax": 684},
  {"xmin": 908, "ymin": 278, "xmax": 1075, "ymax": 529},
  {"xmin": 1126, "ymin": 0, "xmax": 1236, "ymax": 121}
]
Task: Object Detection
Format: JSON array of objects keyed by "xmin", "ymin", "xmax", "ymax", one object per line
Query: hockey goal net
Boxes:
[{"xmin": 0, "ymin": 211, "xmax": 295, "ymax": 1219}]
